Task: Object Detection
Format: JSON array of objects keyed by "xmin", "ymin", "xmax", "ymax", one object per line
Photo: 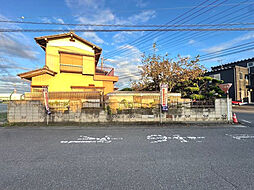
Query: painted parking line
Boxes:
[
  {"xmin": 225, "ymin": 134, "xmax": 254, "ymax": 140},
  {"xmin": 147, "ymin": 134, "xmax": 205, "ymax": 143},
  {"xmin": 60, "ymin": 135, "xmax": 123, "ymax": 144},
  {"xmin": 233, "ymin": 125, "xmax": 247, "ymax": 128},
  {"xmin": 241, "ymin": 120, "xmax": 251, "ymax": 123}
]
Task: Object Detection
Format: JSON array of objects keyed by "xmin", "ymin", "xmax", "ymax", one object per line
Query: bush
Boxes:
[
  {"xmin": 190, "ymin": 94, "xmax": 205, "ymax": 100},
  {"xmin": 185, "ymin": 86, "xmax": 200, "ymax": 92}
]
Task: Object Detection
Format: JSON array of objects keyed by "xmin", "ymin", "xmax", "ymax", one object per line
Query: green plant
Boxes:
[{"xmin": 106, "ymin": 105, "xmax": 112, "ymax": 115}]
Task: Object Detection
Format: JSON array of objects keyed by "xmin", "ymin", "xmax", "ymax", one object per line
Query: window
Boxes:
[
  {"xmin": 60, "ymin": 52, "xmax": 83, "ymax": 73},
  {"xmin": 239, "ymin": 72, "xmax": 243, "ymax": 80},
  {"xmin": 210, "ymin": 73, "xmax": 220, "ymax": 80},
  {"xmin": 247, "ymin": 62, "xmax": 254, "ymax": 68}
]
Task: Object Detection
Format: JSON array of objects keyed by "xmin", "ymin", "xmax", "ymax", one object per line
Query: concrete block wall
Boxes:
[
  {"xmin": 7, "ymin": 98, "xmax": 232, "ymax": 123},
  {"xmin": 8, "ymin": 101, "xmax": 45, "ymax": 123}
]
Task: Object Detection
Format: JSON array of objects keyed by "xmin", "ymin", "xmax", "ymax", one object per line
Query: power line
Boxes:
[
  {"xmin": 199, "ymin": 46, "xmax": 254, "ymax": 62},
  {"xmin": 8, "ymin": 1, "xmax": 253, "ymax": 19},
  {"xmin": 117, "ymin": 42, "xmax": 254, "ymax": 79},
  {"xmin": 109, "ymin": 0, "xmax": 252, "ymax": 59},
  {"xmin": 104, "ymin": 0, "xmax": 214, "ymax": 57},
  {"xmin": 2, "ymin": 20, "xmax": 254, "ymax": 27},
  {"xmin": 154, "ymin": 3, "xmax": 252, "ymax": 56},
  {"xmin": 200, "ymin": 41, "xmax": 254, "ymax": 58},
  {"xmin": 154, "ymin": 1, "xmax": 252, "ymax": 53},
  {"xmin": 105, "ymin": 0, "xmax": 228, "ymax": 58},
  {"xmin": 2, "ymin": 28, "xmax": 254, "ymax": 32}
]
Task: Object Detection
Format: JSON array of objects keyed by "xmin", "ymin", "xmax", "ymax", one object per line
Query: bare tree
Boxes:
[{"xmin": 132, "ymin": 45, "xmax": 205, "ymax": 92}]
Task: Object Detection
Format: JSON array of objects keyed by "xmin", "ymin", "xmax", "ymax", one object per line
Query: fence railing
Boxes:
[
  {"xmin": 95, "ymin": 67, "xmax": 114, "ymax": 76},
  {"xmin": 106, "ymin": 99, "xmax": 215, "ymax": 114},
  {"xmin": 25, "ymin": 91, "xmax": 101, "ymax": 101}
]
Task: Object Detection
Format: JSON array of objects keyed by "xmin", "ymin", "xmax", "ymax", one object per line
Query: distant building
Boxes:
[
  {"xmin": 206, "ymin": 57, "xmax": 254, "ymax": 103},
  {"xmin": 0, "ymin": 92, "xmax": 23, "ymax": 101},
  {"xmin": 18, "ymin": 32, "xmax": 118, "ymax": 95}
]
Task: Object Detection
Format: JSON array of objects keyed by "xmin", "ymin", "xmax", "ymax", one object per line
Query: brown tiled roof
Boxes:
[
  {"xmin": 18, "ymin": 66, "xmax": 57, "ymax": 81},
  {"xmin": 34, "ymin": 31, "xmax": 102, "ymax": 51},
  {"xmin": 34, "ymin": 31, "xmax": 102, "ymax": 65}
]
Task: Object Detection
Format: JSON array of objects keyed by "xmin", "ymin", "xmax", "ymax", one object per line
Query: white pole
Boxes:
[{"xmin": 227, "ymin": 92, "xmax": 230, "ymax": 121}]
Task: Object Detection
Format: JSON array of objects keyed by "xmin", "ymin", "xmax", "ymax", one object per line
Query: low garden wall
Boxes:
[{"xmin": 7, "ymin": 99, "xmax": 232, "ymax": 123}]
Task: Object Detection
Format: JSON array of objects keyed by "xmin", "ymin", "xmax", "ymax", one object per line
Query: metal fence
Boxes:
[{"xmin": 106, "ymin": 99, "xmax": 215, "ymax": 114}]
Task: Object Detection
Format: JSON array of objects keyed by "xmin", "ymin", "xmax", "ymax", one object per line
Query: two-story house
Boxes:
[
  {"xmin": 18, "ymin": 32, "xmax": 118, "ymax": 94},
  {"xmin": 206, "ymin": 57, "xmax": 254, "ymax": 103}
]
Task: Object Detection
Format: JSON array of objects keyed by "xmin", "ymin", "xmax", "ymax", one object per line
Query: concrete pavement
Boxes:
[{"xmin": 0, "ymin": 125, "xmax": 254, "ymax": 190}]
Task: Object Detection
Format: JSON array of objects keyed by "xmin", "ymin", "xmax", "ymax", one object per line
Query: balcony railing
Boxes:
[{"xmin": 95, "ymin": 67, "xmax": 115, "ymax": 76}]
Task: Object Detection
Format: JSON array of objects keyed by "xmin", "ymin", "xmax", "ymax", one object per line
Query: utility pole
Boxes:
[{"xmin": 101, "ymin": 57, "xmax": 104, "ymax": 70}]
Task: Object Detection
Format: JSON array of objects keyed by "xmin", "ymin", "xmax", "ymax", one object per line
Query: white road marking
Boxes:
[
  {"xmin": 233, "ymin": 125, "xmax": 247, "ymax": 128},
  {"xmin": 147, "ymin": 134, "xmax": 205, "ymax": 143},
  {"xmin": 241, "ymin": 120, "xmax": 251, "ymax": 123},
  {"xmin": 225, "ymin": 134, "xmax": 254, "ymax": 140},
  {"xmin": 60, "ymin": 135, "xmax": 123, "ymax": 144}
]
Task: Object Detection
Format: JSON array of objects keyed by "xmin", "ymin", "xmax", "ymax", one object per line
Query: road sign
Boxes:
[
  {"xmin": 219, "ymin": 83, "xmax": 232, "ymax": 94},
  {"xmin": 160, "ymin": 84, "xmax": 168, "ymax": 111}
]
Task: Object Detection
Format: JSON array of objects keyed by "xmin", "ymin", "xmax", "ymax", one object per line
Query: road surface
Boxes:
[
  {"xmin": 233, "ymin": 104, "xmax": 254, "ymax": 127},
  {"xmin": 0, "ymin": 125, "xmax": 254, "ymax": 190}
]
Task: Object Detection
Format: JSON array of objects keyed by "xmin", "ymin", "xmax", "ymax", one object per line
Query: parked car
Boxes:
[{"xmin": 232, "ymin": 101, "xmax": 247, "ymax": 106}]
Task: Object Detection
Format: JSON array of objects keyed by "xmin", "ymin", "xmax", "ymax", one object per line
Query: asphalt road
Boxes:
[
  {"xmin": 0, "ymin": 125, "xmax": 254, "ymax": 190},
  {"xmin": 233, "ymin": 105, "xmax": 254, "ymax": 127}
]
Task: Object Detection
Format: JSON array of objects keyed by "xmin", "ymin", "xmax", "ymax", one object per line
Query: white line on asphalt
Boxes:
[
  {"xmin": 60, "ymin": 135, "xmax": 123, "ymax": 144},
  {"xmin": 225, "ymin": 134, "xmax": 254, "ymax": 140},
  {"xmin": 241, "ymin": 120, "xmax": 251, "ymax": 123},
  {"xmin": 234, "ymin": 125, "xmax": 247, "ymax": 128},
  {"xmin": 147, "ymin": 134, "xmax": 205, "ymax": 143}
]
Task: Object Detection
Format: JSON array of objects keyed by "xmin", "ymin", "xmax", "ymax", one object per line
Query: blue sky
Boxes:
[{"xmin": 1, "ymin": 0, "xmax": 254, "ymax": 93}]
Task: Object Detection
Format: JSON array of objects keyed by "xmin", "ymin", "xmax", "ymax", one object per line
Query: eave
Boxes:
[{"xmin": 18, "ymin": 67, "xmax": 57, "ymax": 81}]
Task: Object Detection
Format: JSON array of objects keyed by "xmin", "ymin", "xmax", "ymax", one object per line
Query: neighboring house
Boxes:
[
  {"xmin": 0, "ymin": 92, "xmax": 23, "ymax": 101},
  {"xmin": 206, "ymin": 57, "xmax": 254, "ymax": 102},
  {"xmin": 18, "ymin": 32, "xmax": 118, "ymax": 95}
]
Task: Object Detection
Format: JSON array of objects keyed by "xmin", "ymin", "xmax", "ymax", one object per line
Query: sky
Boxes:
[{"xmin": 1, "ymin": 0, "xmax": 254, "ymax": 93}]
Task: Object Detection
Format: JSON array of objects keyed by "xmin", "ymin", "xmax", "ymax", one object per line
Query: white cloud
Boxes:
[
  {"xmin": 136, "ymin": 0, "xmax": 148, "ymax": 8},
  {"xmin": 188, "ymin": 39, "xmax": 196, "ymax": 45},
  {"xmin": 65, "ymin": 0, "xmax": 156, "ymax": 44},
  {"xmin": 41, "ymin": 17, "xmax": 52, "ymax": 23},
  {"xmin": 202, "ymin": 32, "xmax": 254, "ymax": 53},
  {"xmin": 0, "ymin": 14, "xmax": 39, "ymax": 60},
  {"xmin": 106, "ymin": 45, "xmax": 143, "ymax": 88},
  {"xmin": 55, "ymin": 18, "xmax": 65, "ymax": 24},
  {"xmin": 113, "ymin": 32, "xmax": 134, "ymax": 44},
  {"xmin": 126, "ymin": 10, "xmax": 155, "ymax": 23},
  {"xmin": 0, "ymin": 75, "xmax": 30, "ymax": 93},
  {"xmin": 0, "ymin": 33, "xmax": 39, "ymax": 60},
  {"xmin": 65, "ymin": 0, "xmax": 100, "ymax": 9},
  {"xmin": 82, "ymin": 32, "xmax": 104, "ymax": 44}
]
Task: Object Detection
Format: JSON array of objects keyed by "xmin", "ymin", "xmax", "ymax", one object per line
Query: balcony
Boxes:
[
  {"xmin": 95, "ymin": 66, "xmax": 115, "ymax": 76},
  {"xmin": 94, "ymin": 66, "xmax": 118, "ymax": 82}
]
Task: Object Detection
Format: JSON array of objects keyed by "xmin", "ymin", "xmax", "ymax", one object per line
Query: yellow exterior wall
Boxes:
[
  {"xmin": 32, "ymin": 74, "xmax": 53, "ymax": 86},
  {"xmin": 46, "ymin": 37, "xmax": 95, "ymax": 73},
  {"xmin": 83, "ymin": 56, "xmax": 95, "ymax": 75},
  {"xmin": 103, "ymin": 81, "xmax": 114, "ymax": 94},
  {"xmin": 32, "ymin": 73, "xmax": 103, "ymax": 92},
  {"xmin": 29, "ymin": 36, "xmax": 117, "ymax": 94}
]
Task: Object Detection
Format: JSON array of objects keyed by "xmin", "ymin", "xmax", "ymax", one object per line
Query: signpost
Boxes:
[
  {"xmin": 219, "ymin": 83, "xmax": 232, "ymax": 121},
  {"xmin": 160, "ymin": 84, "xmax": 168, "ymax": 123},
  {"xmin": 43, "ymin": 88, "xmax": 51, "ymax": 125},
  {"xmin": 160, "ymin": 84, "xmax": 168, "ymax": 111}
]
